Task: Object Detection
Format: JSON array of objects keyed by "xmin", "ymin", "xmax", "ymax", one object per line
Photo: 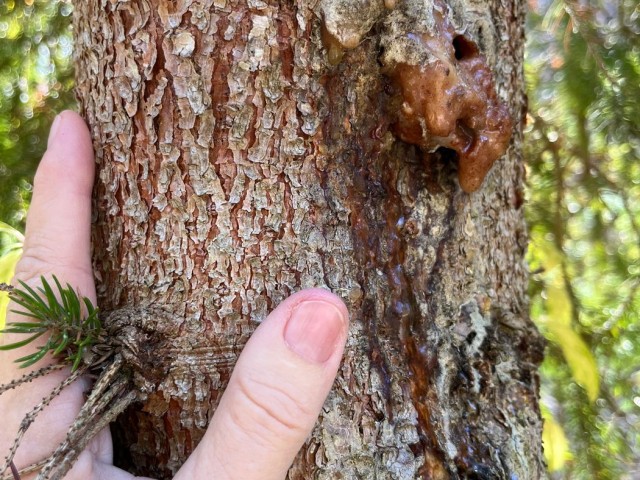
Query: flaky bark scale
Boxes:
[{"xmin": 74, "ymin": 0, "xmax": 544, "ymax": 478}]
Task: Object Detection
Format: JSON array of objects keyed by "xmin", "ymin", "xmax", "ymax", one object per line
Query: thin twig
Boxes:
[
  {"xmin": 0, "ymin": 359, "xmax": 126, "ymax": 480},
  {"xmin": 38, "ymin": 388, "xmax": 136, "ymax": 480},
  {"xmin": 0, "ymin": 367, "xmax": 86, "ymax": 476},
  {"xmin": 0, "ymin": 364, "xmax": 66, "ymax": 396},
  {"xmin": 81, "ymin": 355, "xmax": 124, "ymax": 413},
  {"xmin": 8, "ymin": 462, "xmax": 18, "ymax": 480},
  {"xmin": 0, "ymin": 459, "xmax": 47, "ymax": 480}
]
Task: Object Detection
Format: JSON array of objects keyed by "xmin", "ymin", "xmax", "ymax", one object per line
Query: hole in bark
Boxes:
[
  {"xmin": 377, "ymin": 41, "xmax": 385, "ymax": 67},
  {"xmin": 453, "ymin": 35, "xmax": 478, "ymax": 60},
  {"xmin": 456, "ymin": 119, "xmax": 476, "ymax": 152},
  {"xmin": 435, "ymin": 146, "xmax": 458, "ymax": 162},
  {"xmin": 465, "ymin": 463, "xmax": 498, "ymax": 480}
]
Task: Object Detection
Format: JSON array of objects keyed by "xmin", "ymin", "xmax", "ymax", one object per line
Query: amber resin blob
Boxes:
[{"xmin": 381, "ymin": 9, "xmax": 513, "ymax": 192}]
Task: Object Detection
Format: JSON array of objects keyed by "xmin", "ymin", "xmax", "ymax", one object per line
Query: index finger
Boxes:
[
  {"xmin": 13, "ymin": 110, "xmax": 96, "ymax": 298},
  {"xmin": 0, "ymin": 111, "xmax": 97, "ymax": 474}
]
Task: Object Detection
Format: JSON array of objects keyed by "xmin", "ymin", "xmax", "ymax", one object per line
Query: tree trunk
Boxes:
[{"xmin": 74, "ymin": 0, "xmax": 545, "ymax": 478}]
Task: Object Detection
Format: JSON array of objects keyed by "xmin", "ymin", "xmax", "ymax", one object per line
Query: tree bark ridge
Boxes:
[{"xmin": 74, "ymin": 0, "xmax": 544, "ymax": 477}]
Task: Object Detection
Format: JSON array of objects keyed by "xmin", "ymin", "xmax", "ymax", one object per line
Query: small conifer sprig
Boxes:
[
  {"xmin": 0, "ymin": 276, "xmax": 101, "ymax": 371},
  {"xmin": 0, "ymin": 278, "xmax": 172, "ymax": 479}
]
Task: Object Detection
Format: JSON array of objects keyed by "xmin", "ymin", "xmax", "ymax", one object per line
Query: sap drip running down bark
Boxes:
[{"xmin": 320, "ymin": 0, "xmax": 513, "ymax": 192}]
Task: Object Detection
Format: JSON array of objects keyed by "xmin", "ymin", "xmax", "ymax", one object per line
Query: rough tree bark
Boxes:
[{"xmin": 74, "ymin": 0, "xmax": 545, "ymax": 478}]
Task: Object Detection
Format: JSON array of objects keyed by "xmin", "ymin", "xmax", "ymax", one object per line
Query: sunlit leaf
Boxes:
[
  {"xmin": 542, "ymin": 406, "xmax": 572, "ymax": 472},
  {"xmin": 0, "ymin": 221, "xmax": 25, "ymax": 243},
  {"xmin": 546, "ymin": 322, "xmax": 600, "ymax": 402},
  {"xmin": 0, "ymin": 248, "xmax": 20, "ymax": 282},
  {"xmin": 0, "ymin": 248, "xmax": 21, "ymax": 329},
  {"xmin": 530, "ymin": 231, "xmax": 564, "ymax": 271},
  {"xmin": 545, "ymin": 277, "xmax": 573, "ymax": 327}
]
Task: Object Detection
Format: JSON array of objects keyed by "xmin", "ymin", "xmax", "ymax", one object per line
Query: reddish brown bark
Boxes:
[{"xmin": 74, "ymin": 0, "xmax": 544, "ymax": 478}]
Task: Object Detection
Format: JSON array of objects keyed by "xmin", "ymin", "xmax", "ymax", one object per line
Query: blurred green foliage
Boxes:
[
  {"xmin": 0, "ymin": 0, "xmax": 75, "ymax": 228},
  {"xmin": 526, "ymin": 0, "xmax": 640, "ymax": 477},
  {"xmin": 0, "ymin": 0, "xmax": 639, "ymax": 478}
]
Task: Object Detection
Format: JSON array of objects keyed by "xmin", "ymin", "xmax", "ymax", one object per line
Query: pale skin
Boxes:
[{"xmin": 0, "ymin": 111, "xmax": 350, "ymax": 479}]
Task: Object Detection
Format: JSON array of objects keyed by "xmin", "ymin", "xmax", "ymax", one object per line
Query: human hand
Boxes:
[{"xmin": 0, "ymin": 111, "xmax": 349, "ymax": 479}]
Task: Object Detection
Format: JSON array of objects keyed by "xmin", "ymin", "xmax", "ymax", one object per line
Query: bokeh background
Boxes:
[{"xmin": 0, "ymin": 0, "xmax": 638, "ymax": 477}]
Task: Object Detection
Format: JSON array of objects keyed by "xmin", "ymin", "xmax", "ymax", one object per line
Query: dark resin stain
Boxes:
[{"xmin": 311, "ymin": 2, "xmax": 537, "ymax": 477}]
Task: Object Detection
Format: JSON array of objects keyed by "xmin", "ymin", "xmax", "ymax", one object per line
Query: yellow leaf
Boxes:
[
  {"xmin": 529, "ymin": 231, "xmax": 563, "ymax": 271},
  {"xmin": 545, "ymin": 279, "xmax": 573, "ymax": 327},
  {"xmin": 0, "ymin": 221, "xmax": 25, "ymax": 242},
  {"xmin": 547, "ymin": 322, "xmax": 600, "ymax": 401},
  {"xmin": 542, "ymin": 407, "xmax": 572, "ymax": 472},
  {"xmin": 0, "ymin": 248, "xmax": 22, "ymax": 330},
  {"xmin": 532, "ymin": 234, "xmax": 573, "ymax": 327}
]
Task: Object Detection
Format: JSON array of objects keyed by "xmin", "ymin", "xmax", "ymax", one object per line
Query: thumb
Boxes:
[{"xmin": 175, "ymin": 289, "xmax": 349, "ymax": 480}]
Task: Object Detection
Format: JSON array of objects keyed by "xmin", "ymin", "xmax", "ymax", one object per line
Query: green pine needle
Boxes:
[{"xmin": 0, "ymin": 276, "xmax": 101, "ymax": 371}]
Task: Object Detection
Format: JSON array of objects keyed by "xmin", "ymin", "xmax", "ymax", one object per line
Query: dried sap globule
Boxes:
[{"xmin": 383, "ymin": 12, "xmax": 513, "ymax": 192}]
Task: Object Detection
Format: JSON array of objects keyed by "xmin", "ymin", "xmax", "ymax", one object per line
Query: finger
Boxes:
[
  {"xmin": 175, "ymin": 289, "xmax": 349, "ymax": 480},
  {"xmin": 0, "ymin": 111, "xmax": 96, "ymax": 472},
  {"xmin": 13, "ymin": 110, "xmax": 95, "ymax": 297},
  {"xmin": 3, "ymin": 110, "xmax": 96, "ymax": 362}
]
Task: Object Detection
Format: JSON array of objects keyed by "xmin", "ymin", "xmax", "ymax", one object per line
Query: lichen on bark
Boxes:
[{"xmin": 74, "ymin": 0, "xmax": 544, "ymax": 478}]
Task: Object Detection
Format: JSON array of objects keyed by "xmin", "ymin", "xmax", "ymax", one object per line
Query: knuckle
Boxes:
[
  {"xmin": 13, "ymin": 240, "xmax": 91, "ymax": 288},
  {"xmin": 13, "ymin": 244, "xmax": 59, "ymax": 285},
  {"xmin": 229, "ymin": 373, "xmax": 313, "ymax": 446}
]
